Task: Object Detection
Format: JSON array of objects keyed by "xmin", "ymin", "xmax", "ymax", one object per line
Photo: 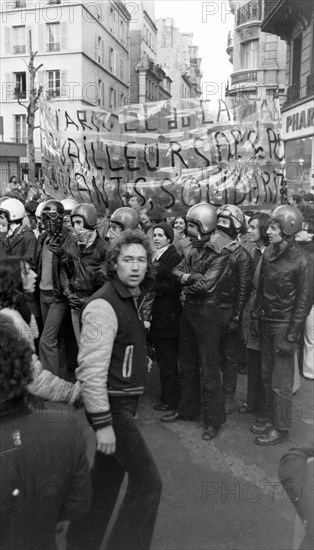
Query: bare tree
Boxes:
[{"xmin": 14, "ymin": 30, "xmax": 43, "ymax": 183}]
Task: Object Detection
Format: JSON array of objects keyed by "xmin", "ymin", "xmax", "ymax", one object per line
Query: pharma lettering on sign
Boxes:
[
  {"xmin": 285, "ymin": 108, "xmax": 314, "ymax": 133},
  {"xmin": 40, "ymin": 97, "xmax": 284, "ymax": 215}
]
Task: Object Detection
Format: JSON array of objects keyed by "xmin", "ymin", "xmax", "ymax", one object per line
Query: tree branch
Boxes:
[
  {"xmin": 17, "ymin": 98, "xmax": 28, "ymax": 110},
  {"xmin": 35, "ymin": 63, "xmax": 44, "ymax": 73},
  {"xmin": 33, "ymin": 126, "xmax": 40, "ymax": 130}
]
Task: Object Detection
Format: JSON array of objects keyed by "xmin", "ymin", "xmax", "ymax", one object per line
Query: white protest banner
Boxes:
[{"xmin": 40, "ymin": 96, "xmax": 284, "ymax": 215}]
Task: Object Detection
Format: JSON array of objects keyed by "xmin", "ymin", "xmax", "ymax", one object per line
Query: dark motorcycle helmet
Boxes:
[
  {"xmin": 271, "ymin": 205, "xmax": 303, "ymax": 236},
  {"xmin": 41, "ymin": 200, "xmax": 64, "ymax": 236},
  {"xmin": 71, "ymin": 203, "xmax": 98, "ymax": 230}
]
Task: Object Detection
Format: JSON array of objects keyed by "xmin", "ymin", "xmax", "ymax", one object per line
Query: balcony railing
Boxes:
[
  {"xmin": 236, "ymin": 0, "xmax": 262, "ymax": 26},
  {"xmin": 231, "ymin": 70, "xmax": 257, "ymax": 85},
  {"xmin": 306, "ymin": 74, "xmax": 314, "ymax": 96},
  {"xmin": 13, "ymin": 45, "xmax": 26, "ymax": 54}
]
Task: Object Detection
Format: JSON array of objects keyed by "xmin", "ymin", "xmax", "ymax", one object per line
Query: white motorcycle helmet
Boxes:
[{"xmin": 0, "ymin": 198, "xmax": 25, "ymax": 223}]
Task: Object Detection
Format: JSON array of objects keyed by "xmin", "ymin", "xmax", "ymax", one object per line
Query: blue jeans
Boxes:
[
  {"xmin": 260, "ymin": 321, "xmax": 295, "ymax": 430},
  {"xmin": 39, "ymin": 290, "xmax": 69, "ymax": 375},
  {"xmin": 67, "ymin": 396, "xmax": 162, "ymax": 550}
]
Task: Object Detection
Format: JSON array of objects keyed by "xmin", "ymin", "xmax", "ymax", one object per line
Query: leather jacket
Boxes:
[
  {"xmin": 36, "ymin": 229, "xmax": 75, "ymax": 300},
  {"xmin": 253, "ymin": 239, "xmax": 311, "ymax": 341},
  {"xmin": 172, "ymin": 240, "xmax": 229, "ymax": 304},
  {"xmin": 56, "ymin": 232, "xmax": 108, "ymax": 294}
]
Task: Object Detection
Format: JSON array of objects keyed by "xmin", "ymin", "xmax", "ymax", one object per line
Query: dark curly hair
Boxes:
[
  {"xmin": 0, "ymin": 257, "xmax": 26, "ymax": 309},
  {"xmin": 106, "ymin": 229, "xmax": 153, "ymax": 280},
  {"xmin": 0, "ymin": 313, "xmax": 33, "ymax": 401}
]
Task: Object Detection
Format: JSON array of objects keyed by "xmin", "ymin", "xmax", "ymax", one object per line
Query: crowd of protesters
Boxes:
[{"xmin": 0, "ymin": 177, "xmax": 313, "ymax": 550}]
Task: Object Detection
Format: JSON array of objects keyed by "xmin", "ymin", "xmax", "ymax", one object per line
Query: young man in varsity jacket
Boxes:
[{"xmin": 67, "ymin": 229, "xmax": 162, "ymax": 550}]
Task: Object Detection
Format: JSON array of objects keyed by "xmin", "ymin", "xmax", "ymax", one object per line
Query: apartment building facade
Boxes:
[
  {"xmin": 261, "ymin": 0, "xmax": 314, "ymax": 194},
  {"xmin": 0, "ymin": 0, "xmax": 131, "ymax": 180},
  {"xmin": 129, "ymin": 0, "xmax": 171, "ymax": 103},
  {"xmin": 226, "ymin": 0, "xmax": 286, "ymax": 102},
  {"xmin": 156, "ymin": 18, "xmax": 202, "ymax": 101}
]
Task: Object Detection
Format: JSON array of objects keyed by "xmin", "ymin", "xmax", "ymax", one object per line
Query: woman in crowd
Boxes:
[
  {"xmin": 0, "ymin": 257, "xmax": 80, "ymax": 404},
  {"xmin": 172, "ymin": 216, "xmax": 192, "ymax": 259},
  {"xmin": 150, "ymin": 222, "xmax": 182, "ymax": 411},
  {"xmin": 241, "ymin": 213, "xmax": 271, "ymax": 417},
  {"xmin": 0, "ymin": 314, "xmax": 91, "ymax": 550}
]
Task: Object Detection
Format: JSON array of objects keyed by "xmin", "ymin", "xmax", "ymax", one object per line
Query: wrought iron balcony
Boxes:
[
  {"xmin": 306, "ymin": 74, "xmax": 314, "ymax": 96},
  {"xmin": 285, "ymin": 82, "xmax": 300, "ymax": 104},
  {"xmin": 236, "ymin": 0, "xmax": 262, "ymax": 26},
  {"xmin": 231, "ymin": 70, "xmax": 257, "ymax": 85}
]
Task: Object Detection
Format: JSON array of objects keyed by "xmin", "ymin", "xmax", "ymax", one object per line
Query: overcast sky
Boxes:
[{"xmin": 154, "ymin": 0, "xmax": 234, "ymax": 99}]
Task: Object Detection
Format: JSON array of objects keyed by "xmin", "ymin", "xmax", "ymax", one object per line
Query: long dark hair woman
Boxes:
[
  {"xmin": 172, "ymin": 216, "xmax": 193, "ymax": 259},
  {"xmin": 240, "ymin": 213, "xmax": 270, "ymax": 417},
  {"xmin": 0, "ymin": 257, "xmax": 80, "ymax": 404}
]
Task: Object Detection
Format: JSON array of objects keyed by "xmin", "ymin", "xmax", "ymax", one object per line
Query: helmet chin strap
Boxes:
[{"xmin": 189, "ymin": 231, "xmax": 211, "ymax": 249}]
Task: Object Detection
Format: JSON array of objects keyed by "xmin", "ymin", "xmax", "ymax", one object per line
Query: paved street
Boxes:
[{"xmin": 72, "ymin": 365, "xmax": 313, "ymax": 550}]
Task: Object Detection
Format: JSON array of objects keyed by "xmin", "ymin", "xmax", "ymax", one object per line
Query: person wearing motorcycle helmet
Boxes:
[
  {"xmin": 211, "ymin": 204, "xmax": 254, "ymax": 414},
  {"xmin": 161, "ymin": 202, "xmax": 229, "ymax": 441},
  {"xmin": 61, "ymin": 197, "xmax": 79, "ymax": 231},
  {"xmin": 107, "ymin": 207, "xmax": 140, "ymax": 242},
  {"xmin": 34, "ymin": 201, "xmax": 47, "ymax": 237},
  {"xmin": 251, "ymin": 205, "xmax": 311, "ymax": 446},
  {"xmin": 0, "ymin": 198, "xmax": 37, "ymax": 270},
  {"xmin": 36, "ymin": 199, "xmax": 75, "ymax": 376},
  {"xmin": 51, "ymin": 203, "xmax": 107, "ymax": 343}
]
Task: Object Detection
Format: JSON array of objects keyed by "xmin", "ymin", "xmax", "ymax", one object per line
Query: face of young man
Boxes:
[
  {"xmin": 71, "ymin": 216, "xmax": 85, "ymax": 233},
  {"xmin": 248, "ymin": 219, "xmax": 260, "ymax": 242},
  {"xmin": 115, "ymin": 243, "xmax": 147, "ymax": 289},
  {"xmin": 187, "ymin": 221, "xmax": 201, "ymax": 237},
  {"xmin": 267, "ymin": 221, "xmax": 283, "ymax": 243}
]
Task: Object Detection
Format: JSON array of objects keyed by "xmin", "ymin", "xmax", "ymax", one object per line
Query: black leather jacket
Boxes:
[
  {"xmin": 254, "ymin": 239, "xmax": 311, "ymax": 340},
  {"xmin": 172, "ymin": 240, "xmax": 229, "ymax": 305},
  {"xmin": 36, "ymin": 229, "xmax": 75, "ymax": 300},
  {"xmin": 211, "ymin": 231, "xmax": 254, "ymax": 321}
]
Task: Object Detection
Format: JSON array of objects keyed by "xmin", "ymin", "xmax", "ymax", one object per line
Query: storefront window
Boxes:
[{"xmin": 285, "ymin": 136, "xmax": 312, "ymax": 193}]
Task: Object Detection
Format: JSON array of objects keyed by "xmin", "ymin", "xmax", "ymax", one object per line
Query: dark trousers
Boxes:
[
  {"xmin": 246, "ymin": 348, "xmax": 265, "ymax": 414},
  {"xmin": 260, "ymin": 321, "xmax": 295, "ymax": 431},
  {"xmin": 177, "ymin": 303, "xmax": 225, "ymax": 428},
  {"xmin": 39, "ymin": 290, "xmax": 69, "ymax": 375},
  {"xmin": 67, "ymin": 397, "xmax": 162, "ymax": 550},
  {"xmin": 154, "ymin": 337, "xmax": 180, "ymax": 407},
  {"xmin": 220, "ymin": 307, "xmax": 238, "ymax": 398}
]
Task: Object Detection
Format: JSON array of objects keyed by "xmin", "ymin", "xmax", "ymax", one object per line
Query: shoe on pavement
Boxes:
[
  {"xmin": 250, "ymin": 422, "xmax": 272, "ymax": 434},
  {"xmin": 238, "ymin": 403, "xmax": 257, "ymax": 414},
  {"xmin": 254, "ymin": 428, "xmax": 289, "ymax": 446},
  {"xmin": 161, "ymin": 411, "xmax": 185, "ymax": 423},
  {"xmin": 224, "ymin": 397, "xmax": 235, "ymax": 414},
  {"xmin": 153, "ymin": 403, "xmax": 174, "ymax": 412},
  {"xmin": 202, "ymin": 426, "xmax": 220, "ymax": 441}
]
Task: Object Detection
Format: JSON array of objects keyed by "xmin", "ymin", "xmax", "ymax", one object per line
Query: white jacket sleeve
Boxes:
[
  {"xmin": 27, "ymin": 354, "xmax": 81, "ymax": 403},
  {"xmin": 76, "ymin": 299, "xmax": 118, "ymax": 429}
]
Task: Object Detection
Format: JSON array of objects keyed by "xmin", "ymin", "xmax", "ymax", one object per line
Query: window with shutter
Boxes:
[
  {"xmin": 14, "ymin": 72, "xmax": 27, "ymax": 99},
  {"xmin": 38, "ymin": 24, "xmax": 44, "ymax": 52},
  {"xmin": 15, "ymin": 114, "xmax": 27, "ymax": 143},
  {"xmin": 47, "ymin": 70, "xmax": 60, "ymax": 98},
  {"xmin": 120, "ymin": 57, "xmax": 124, "ymax": 81},
  {"xmin": 47, "ymin": 23, "xmax": 60, "ymax": 52},
  {"xmin": 12, "ymin": 26, "xmax": 26, "ymax": 55}
]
